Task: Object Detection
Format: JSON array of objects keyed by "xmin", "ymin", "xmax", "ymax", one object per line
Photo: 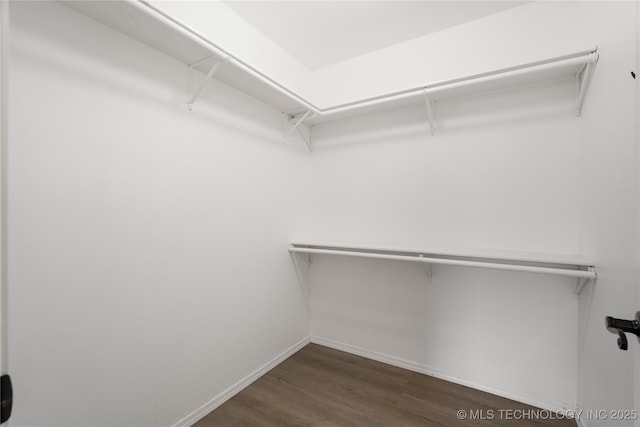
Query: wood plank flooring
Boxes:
[{"xmin": 195, "ymin": 344, "xmax": 577, "ymax": 427}]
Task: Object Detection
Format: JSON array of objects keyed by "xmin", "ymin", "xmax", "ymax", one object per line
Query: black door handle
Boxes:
[
  {"xmin": 605, "ymin": 312, "xmax": 640, "ymax": 351},
  {"xmin": 1, "ymin": 374, "xmax": 12, "ymax": 424}
]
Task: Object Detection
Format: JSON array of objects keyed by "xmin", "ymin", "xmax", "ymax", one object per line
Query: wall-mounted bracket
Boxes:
[
  {"xmin": 284, "ymin": 110, "xmax": 312, "ymax": 151},
  {"xmin": 296, "ymin": 126, "xmax": 312, "ymax": 152},
  {"xmin": 575, "ymin": 53, "xmax": 598, "ymax": 117},
  {"xmin": 295, "ymin": 251, "xmax": 311, "ymax": 266},
  {"xmin": 575, "ymin": 266, "xmax": 596, "ymax": 296},
  {"xmin": 419, "ymin": 253, "xmax": 432, "ymax": 280},
  {"xmin": 423, "ymin": 89, "xmax": 436, "ymax": 135},
  {"xmin": 187, "ymin": 55, "xmax": 230, "ymax": 111}
]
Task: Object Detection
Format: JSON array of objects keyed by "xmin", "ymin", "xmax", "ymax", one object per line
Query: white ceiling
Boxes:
[{"xmin": 223, "ymin": 1, "xmax": 529, "ymax": 70}]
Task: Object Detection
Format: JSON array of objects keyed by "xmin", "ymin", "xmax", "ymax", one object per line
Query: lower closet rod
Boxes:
[{"xmin": 289, "ymin": 247, "xmax": 596, "ymax": 280}]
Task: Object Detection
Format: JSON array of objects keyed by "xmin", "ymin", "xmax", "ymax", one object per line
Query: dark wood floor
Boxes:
[{"xmin": 195, "ymin": 344, "xmax": 576, "ymax": 427}]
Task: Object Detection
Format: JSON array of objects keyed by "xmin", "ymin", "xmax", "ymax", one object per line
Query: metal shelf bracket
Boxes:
[
  {"xmin": 575, "ymin": 53, "xmax": 598, "ymax": 117},
  {"xmin": 295, "ymin": 252, "xmax": 311, "ymax": 266},
  {"xmin": 419, "ymin": 253, "xmax": 432, "ymax": 280},
  {"xmin": 187, "ymin": 55, "xmax": 230, "ymax": 111},
  {"xmin": 575, "ymin": 266, "xmax": 596, "ymax": 296},
  {"xmin": 284, "ymin": 111, "xmax": 313, "ymax": 151},
  {"xmin": 423, "ymin": 89, "xmax": 436, "ymax": 135}
]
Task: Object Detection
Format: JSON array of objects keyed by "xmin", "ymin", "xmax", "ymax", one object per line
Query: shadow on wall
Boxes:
[{"xmin": 311, "ymin": 76, "xmax": 578, "ymax": 150}]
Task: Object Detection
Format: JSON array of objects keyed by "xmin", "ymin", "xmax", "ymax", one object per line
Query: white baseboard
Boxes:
[
  {"xmin": 310, "ymin": 335, "xmax": 573, "ymax": 415},
  {"xmin": 173, "ymin": 336, "xmax": 310, "ymax": 427}
]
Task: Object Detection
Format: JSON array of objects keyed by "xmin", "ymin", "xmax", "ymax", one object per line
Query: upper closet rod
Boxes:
[
  {"xmin": 316, "ymin": 51, "xmax": 598, "ymax": 117},
  {"xmin": 138, "ymin": 0, "xmax": 596, "ymax": 120}
]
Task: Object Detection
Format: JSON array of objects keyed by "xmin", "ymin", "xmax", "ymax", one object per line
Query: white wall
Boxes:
[
  {"xmin": 308, "ymin": 80, "xmax": 581, "ymax": 411},
  {"xmin": 0, "ymin": 0, "xmax": 8, "ymax": 378},
  {"xmin": 306, "ymin": 0, "xmax": 638, "ymax": 417},
  {"xmin": 576, "ymin": 2, "xmax": 638, "ymax": 426},
  {"xmin": 308, "ymin": 1, "xmax": 596, "ymax": 107},
  {"xmin": 637, "ymin": 5, "xmax": 640, "ymax": 426},
  {"xmin": 7, "ymin": 1, "xmax": 639, "ymax": 426},
  {"xmin": 8, "ymin": 2, "xmax": 310, "ymax": 426}
]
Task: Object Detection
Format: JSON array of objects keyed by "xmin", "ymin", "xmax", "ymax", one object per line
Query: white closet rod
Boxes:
[
  {"xmin": 320, "ymin": 52, "xmax": 599, "ymax": 116},
  {"xmin": 289, "ymin": 247, "xmax": 596, "ymax": 280},
  {"xmin": 137, "ymin": 1, "xmax": 597, "ymax": 120}
]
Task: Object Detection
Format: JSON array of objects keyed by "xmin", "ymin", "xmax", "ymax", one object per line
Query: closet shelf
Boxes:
[
  {"xmin": 296, "ymin": 50, "xmax": 598, "ymax": 125},
  {"xmin": 63, "ymin": 1, "xmax": 599, "ymax": 131},
  {"xmin": 289, "ymin": 242, "xmax": 596, "ymax": 296}
]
